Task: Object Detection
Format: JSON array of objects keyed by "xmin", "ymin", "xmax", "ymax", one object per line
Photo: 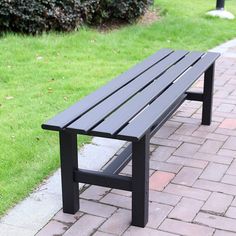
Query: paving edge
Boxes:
[{"xmin": 0, "ymin": 137, "xmax": 125, "ymax": 236}]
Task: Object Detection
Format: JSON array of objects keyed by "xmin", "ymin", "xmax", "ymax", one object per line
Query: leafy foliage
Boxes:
[
  {"xmin": 0, "ymin": 0, "xmax": 83, "ymax": 34},
  {"xmin": 80, "ymin": 0, "xmax": 149, "ymax": 25},
  {"xmin": 0, "ymin": 0, "xmax": 149, "ymax": 34}
]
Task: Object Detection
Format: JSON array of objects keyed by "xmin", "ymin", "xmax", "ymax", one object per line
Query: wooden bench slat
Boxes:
[
  {"xmin": 42, "ymin": 48, "xmax": 173, "ymax": 131},
  {"xmin": 67, "ymin": 50, "xmax": 188, "ymax": 133},
  {"xmin": 117, "ymin": 52, "xmax": 220, "ymax": 141},
  {"xmin": 91, "ymin": 51, "xmax": 204, "ymax": 136}
]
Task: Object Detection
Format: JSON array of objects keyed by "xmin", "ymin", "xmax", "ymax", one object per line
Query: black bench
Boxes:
[{"xmin": 42, "ymin": 48, "xmax": 220, "ymax": 227}]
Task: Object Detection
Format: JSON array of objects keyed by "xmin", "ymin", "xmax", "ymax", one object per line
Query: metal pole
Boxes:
[{"xmin": 216, "ymin": 0, "xmax": 225, "ymax": 10}]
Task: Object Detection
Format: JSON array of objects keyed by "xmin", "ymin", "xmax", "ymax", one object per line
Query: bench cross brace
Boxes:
[{"xmin": 74, "ymin": 169, "xmax": 132, "ymax": 191}]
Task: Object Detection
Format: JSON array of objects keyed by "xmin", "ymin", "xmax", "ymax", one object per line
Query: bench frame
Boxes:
[{"xmin": 57, "ymin": 62, "xmax": 215, "ymax": 227}]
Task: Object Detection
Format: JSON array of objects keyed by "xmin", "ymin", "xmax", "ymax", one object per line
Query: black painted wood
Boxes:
[
  {"xmin": 59, "ymin": 131, "xmax": 79, "ymax": 214},
  {"xmin": 92, "ymin": 52, "xmax": 203, "ymax": 136},
  {"xmin": 202, "ymin": 63, "xmax": 215, "ymax": 125},
  {"xmin": 74, "ymin": 169, "xmax": 132, "ymax": 191},
  {"xmin": 186, "ymin": 92, "xmax": 204, "ymax": 101},
  {"xmin": 42, "ymin": 48, "xmax": 173, "ymax": 131},
  {"xmin": 67, "ymin": 50, "xmax": 188, "ymax": 133},
  {"xmin": 103, "ymin": 144, "xmax": 132, "ymax": 174},
  {"xmin": 43, "ymin": 49, "xmax": 219, "ymax": 141},
  {"xmin": 118, "ymin": 53, "xmax": 220, "ymax": 141},
  {"xmin": 132, "ymin": 134, "xmax": 149, "ymax": 227}
]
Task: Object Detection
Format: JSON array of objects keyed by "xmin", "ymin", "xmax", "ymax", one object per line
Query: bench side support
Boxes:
[
  {"xmin": 202, "ymin": 63, "xmax": 215, "ymax": 125},
  {"xmin": 132, "ymin": 134, "xmax": 149, "ymax": 227},
  {"xmin": 59, "ymin": 131, "xmax": 79, "ymax": 214}
]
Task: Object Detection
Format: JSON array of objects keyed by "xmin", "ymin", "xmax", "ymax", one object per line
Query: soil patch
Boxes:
[{"xmin": 95, "ymin": 8, "xmax": 161, "ymax": 33}]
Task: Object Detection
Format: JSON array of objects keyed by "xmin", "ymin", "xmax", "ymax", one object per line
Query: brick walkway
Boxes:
[{"xmin": 36, "ymin": 46, "xmax": 236, "ymax": 236}]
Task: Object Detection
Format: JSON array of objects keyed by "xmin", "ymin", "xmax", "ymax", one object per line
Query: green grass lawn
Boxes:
[{"xmin": 0, "ymin": 0, "xmax": 236, "ymax": 216}]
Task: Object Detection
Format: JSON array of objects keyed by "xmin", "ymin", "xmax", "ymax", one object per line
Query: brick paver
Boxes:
[
  {"xmin": 206, "ymin": 133, "xmax": 228, "ymax": 142},
  {"xmin": 226, "ymin": 159, "xmax": 236, "ymax": 175},
  {"xmin": 149, "ymin": 190, "xmax": 181, "ymax": 206},
  {"xmin": 149, "ymin": 171, "xmax": 175, "ymax": 191},
  {"xmin": 150, "ymin": 137, "xmax": 182, "ymax": 148},
  {"xmin": 80, "ymin": 186, "xmax": 110, "ymax": 201},
  {"xmin": 214, "ymin": 230, "xmax": 236, "ymax": 236},
  {"xmin": 217, "ymin": 103, "xmax": 235, "ymax": 113},
  {"xmin": 150, "ymin": 160, "xmax": 182, "ymax": 173},
  {"xmin": 151, "ymin": 146, "xmax": 176, "ymax": 161},
  {"xmin": 192, "ymin": 152, "xmax": 232, "ymax": 164},
  {"xmin": 168, "ymin": 197, "xmax": 204, "ymax": 222},
  {"xmin": 143, "ymin": 203, "xmax": 172, "ymax": 228},
  {"xmin": 169, "ymin": 133, "xmax": 205, "ymax": 144},
  {"xmin": 98, "ymin": 209, "xmax": 131, "ymax": 235},
  {"xmin": 223, "ymin": 137, "xmax": 236, "ymax": 151},
  {"xmin": 215, "ymin": 127, "xmax": 236, "ymax": 136},
  {"xmin": 219, "ymin": 118, "xmax": 236, "ymax": 129},
  {"xmin": 175, "ymin": 123, "xmax": 199, "ymax": 135},
  {"xmin": 52, "ymin": 210, "xmax": 81, "ymax": 223},
  {"xmin": 155, "ymin": 126, "xmax": 178, "ymax": 138},
  {"xmin": 111, "ymin": 189, "xmax": 132, "ymax": 197},
  {"xmin": 200, "ymin": 163, "xmax": 228, "ymax": 181},
  {"xmin": 124, "ymin": 226, "xmax": 178, "ymax": 236},
  {"xmin": 174, "ymin": 143, "xmax": 200, "ymax": 157},
  {"xmin": 159, "ymin": 218, "xmax": 214, "ymax": 236},
  {"xmin": 201, "ymin": 192, "xmax": 233, "ymax": 215},
  {"xmin": 93, "ymin": 231, "xmax": 114, "ymax": 236},
  {"xmin": 79, "ymin": 199, "xmax": 117, "ymax": 218},
  {"xmin": 194, "ymin": 212, "xmax": 236, "ymax": 232},
  {"xmin": 198, "ymin": 140, "xmax": 223, "ymax": 154},
  {"xmin": 167, "ymin": 155, "xmax": 208, "ymax": 169},
  {"xmin": 222, "ymin": 174, "xmax": 236, "ymax": 185},
  {"xmin": 194, "ymin": 179, "xmax": 236, "ymax": 195},
  {"xmin": 230, "ymin": 198, "xmax": 236, "ymax": 207},
  {"xmin": 218, "ymin": 148, "xmax": 236, "ymax": 157},
  {"xmin": 36, "ymin": 220, "xmax": 68, "ymax": 236},
  {"xmin": 164, "ymin": 183, "xmax": 211, "ymax": 200},
  {"xmin": 225, "ymin": 206, "xmax": 236, "ymax": 219},
  {"xmin": 63, "ymin": 214, "xmax": 105, "ymax": 236},
  {"xmin": 171, "ymin": 166, "xmax": 202, "ymax": 186},
  {"xmin": 30, "ymin": 42, "xmax": 236, "ymax": 235},
  {"xmin": 100, "ymin": 193, "xmax": 131, "ymax": 209}
]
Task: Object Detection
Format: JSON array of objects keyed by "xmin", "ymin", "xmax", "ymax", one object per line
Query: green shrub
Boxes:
[
  {"xmin": 0, "ymin": 0, "xmax": 82, "ymax": 34},
  {"xmin": 0, "ymin": 0, "xmax": 150, "ymax": 34},
  {"xmin": 81, "ymin": 0, "xmax": 149, "ymax": 25}
]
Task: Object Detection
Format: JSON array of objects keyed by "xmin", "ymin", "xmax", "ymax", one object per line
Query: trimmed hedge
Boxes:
[
  {"xmin": 0, "ymin": 0, "xmax": 150, "ymax": 34},
  {"xmin": 81, "ymin": 0, "xmax": 150, "ymax": 25},
  {"xmin": 0, "ymin": 0, "xmax": 82, "ymax": 34}
]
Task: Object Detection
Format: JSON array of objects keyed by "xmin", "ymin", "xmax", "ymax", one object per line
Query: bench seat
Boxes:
[
  {"xmin": 43, "ymin": 49, "xmax": 219, "ymax": 141},
  {"xmin": 42, "ymin": 48, "xmax": 220, "ymax": 227}
]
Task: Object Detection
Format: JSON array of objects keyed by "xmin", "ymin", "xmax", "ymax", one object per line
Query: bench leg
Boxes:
[
  {"xmin": 132, "ymin": 134, "xmax": 149, "ymax": 227},
  {"xmin": 202, "ymin": 63, "xmax": 215, "ymax": 125},
  {"xmin": 59, "ymin": 131, "xmax": 79, "ymax": 214}
]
